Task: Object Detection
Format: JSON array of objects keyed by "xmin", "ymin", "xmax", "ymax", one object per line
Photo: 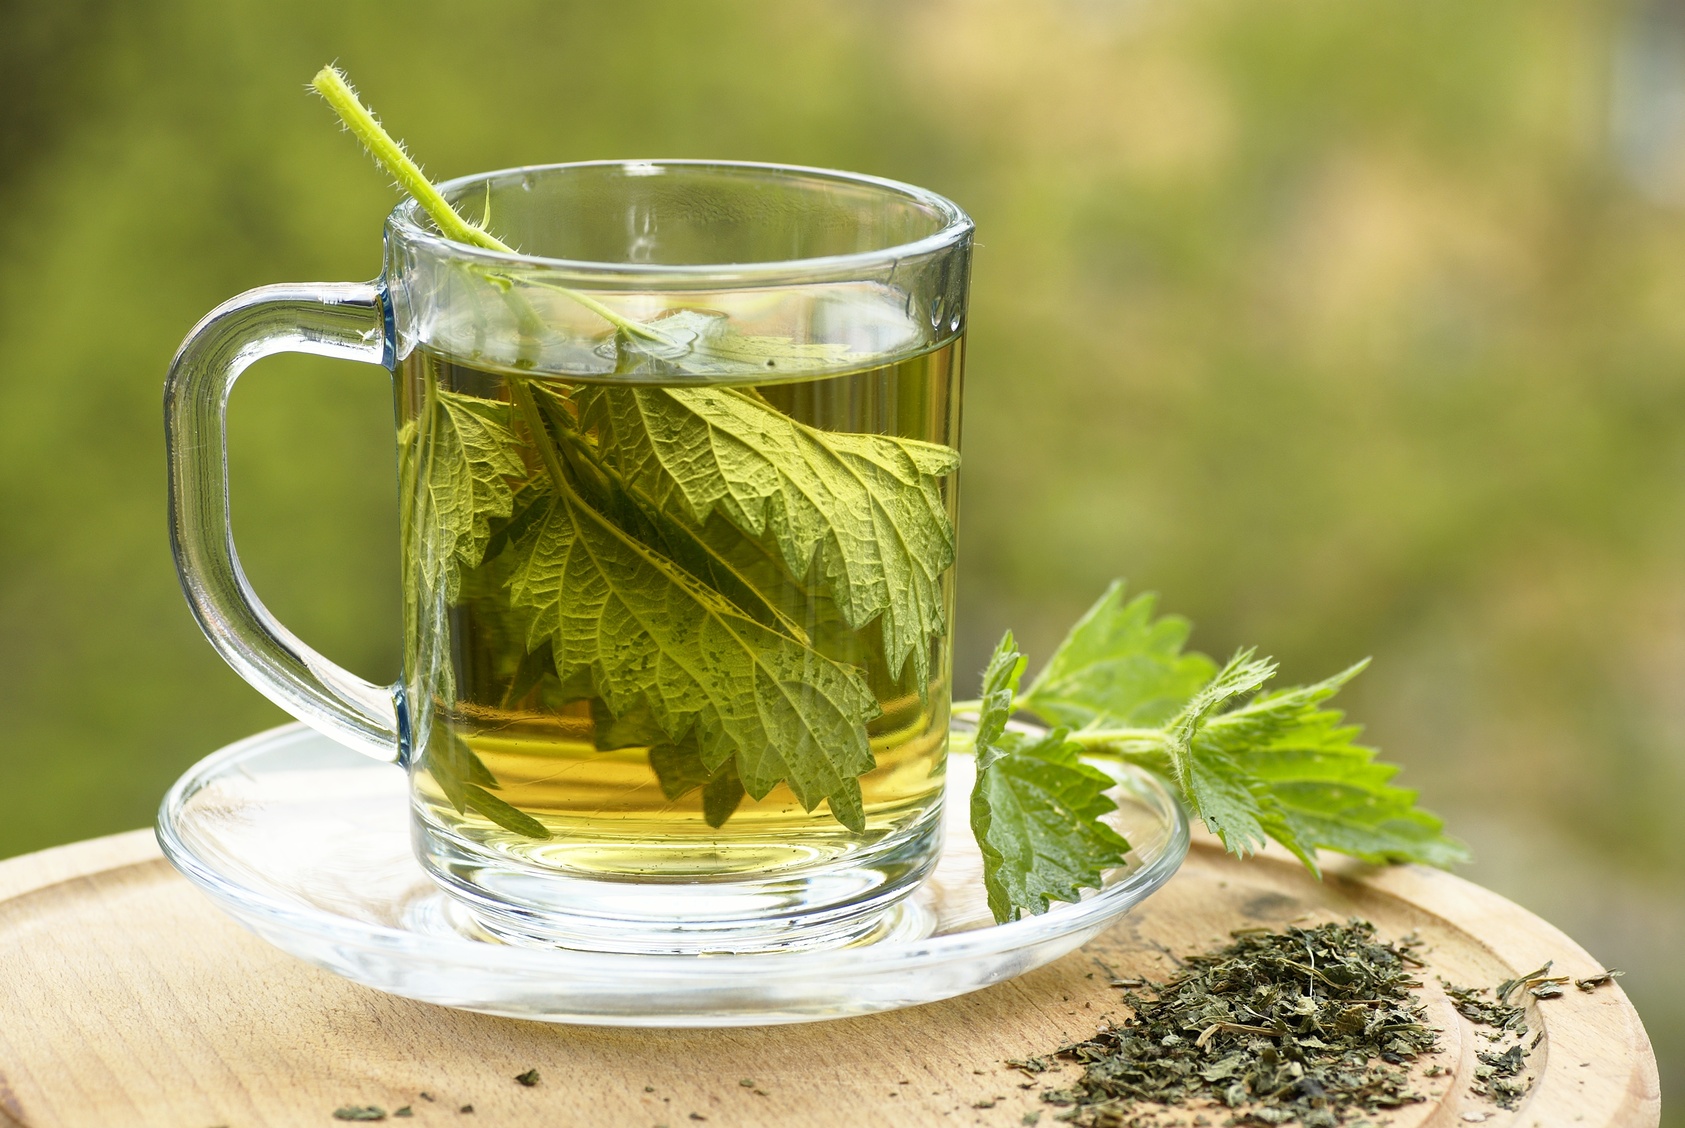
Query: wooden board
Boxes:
[{"xmin": 0, "ymin": 829, "xmax": 1659, "ymax": 1128}]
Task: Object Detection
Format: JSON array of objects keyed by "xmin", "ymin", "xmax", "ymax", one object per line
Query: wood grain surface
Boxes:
[{"xmin": 0, "ymin": 829, "xmax": 1659, "ymax": 1128}]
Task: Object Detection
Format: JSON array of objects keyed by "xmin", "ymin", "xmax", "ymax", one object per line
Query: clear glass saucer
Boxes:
[{"xmin": 156, "ymin": 722, "xmax": 1188, "ymax": 1027}]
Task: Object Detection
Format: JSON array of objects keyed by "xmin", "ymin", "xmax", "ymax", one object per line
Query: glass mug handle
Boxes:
[{"xmin": 164, "ymin": 282, "xmax": 404, "ymax": 764}]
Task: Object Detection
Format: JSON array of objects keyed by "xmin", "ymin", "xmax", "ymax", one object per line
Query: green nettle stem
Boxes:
[
  {"xmin": 508, "ymin": 380, "xmax": 576, "ymax": 494},
  {"xmin": 309, "ymin": 65, "xmax": 673, "ymax": 347},
  {"xmin": 528, "ymin": 388, "xmax": 617, "ymax": 502},
  {"xmin": 1065, "ymin": 729, "xmax": 1175, "ymax": 755},
  {"xmin": 950, "ymin": 698, "xmax": 1171, "ymax": 762},
  {"xmin": 311, "ymin": 67, "xmax": 504, "ymax": 252}
]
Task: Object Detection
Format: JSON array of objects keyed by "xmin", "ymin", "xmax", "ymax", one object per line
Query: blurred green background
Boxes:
[{"xmin": 2, "ymin": 0, "xmax": 1679, "ymax": 1112}]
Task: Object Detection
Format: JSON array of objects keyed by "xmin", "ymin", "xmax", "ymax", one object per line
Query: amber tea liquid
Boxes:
[{"xmin": 399, "ymin": 339, "xmax": 961, "ymax": 907}]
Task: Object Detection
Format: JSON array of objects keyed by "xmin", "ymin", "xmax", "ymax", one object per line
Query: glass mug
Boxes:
[{"xmin": 166, "ymin": 161, "xmax": 973, "ymax": 953}]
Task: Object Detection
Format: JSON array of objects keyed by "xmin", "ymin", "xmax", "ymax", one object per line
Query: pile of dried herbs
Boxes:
[{"xmin": 1037, "ymin": 921, "xmax": 1440, "ymax": 1127}]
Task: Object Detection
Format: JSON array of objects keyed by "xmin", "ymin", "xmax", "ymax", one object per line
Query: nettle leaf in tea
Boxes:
[
  {"xmin": 402, "ymin": 390, "xmax": 525, "ymax": 602},
  {"xmin": 497, "ymin": 411, "xmax": 882, "ymax": 829},
  {"xmin": 312, "ymin": 65, "xmax": 1460, "ymax": 914},
  {"xmin": 574, "ymin": 383, "xmax": 960, "ymax": 687}
]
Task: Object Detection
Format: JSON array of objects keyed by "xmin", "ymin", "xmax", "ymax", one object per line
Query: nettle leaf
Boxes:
[
  {"xmin": 609, "ymin": 309, "xmax": 857, "ymax": 377},
  {"xmin": 1010, "ymin": 582, "xmax": 1468, "ymax": 874},
  {"xmin": 419, "ymin": 730, "xmax": 549, "ymax": 839},
  {"xmin": 1020, "ymin": 580, "xmax": 1217, "ymax": 728},
  {"xmin": 463, "ymin": 784, "xmax": 551, "ymax": 839},
  {"xmin": 573, "ymin": 383, "xmax": 959, "ymax": 687},
  {"xmin": 406, "ymin": 388, "xmax": 526, "ymax": 599},
  {"xmin": 970, "ymin": 633, "xmax": 1132, "ymax": 923},
  {"xmin": 1159, "ymin": 650, "xmax": 1280, "ymax": 855},
  {"xmin": 595, "ymin": 701, "xmax": 750, "ymax": 829},
  {"xmin": 1156, "ymin": 652, "xmax": 1468, "ymax": 869},
  {"xmin": 419, "ymin": 729, "xmax": 496, "ymax": 815},
  {"xmin": 504, "ymin": 481, "xmax": 880, "ymax": 831},
  {"xmin": 529, "ymin": 388, "xmax": 815, "ymax": 649},
  {"xmin": 649, "ymin": 740, "xmax": 748, "ymax": 828},
  {"xmin": 1192, "ymin": 665, "xmax": 1469, "ymax": 871},
  {"xmin": 682, "ymin": 514, "xmax": 894, "ymax": 686}
]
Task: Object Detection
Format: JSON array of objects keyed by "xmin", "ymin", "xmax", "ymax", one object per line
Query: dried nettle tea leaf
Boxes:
[
  {"xmin": 1043, "ymin": 921, "xmax": 1441, "ymax": 1127},
  {"xmin": 1440, "ymin": 957, "xmax": 1592, "ymax": 1111}
]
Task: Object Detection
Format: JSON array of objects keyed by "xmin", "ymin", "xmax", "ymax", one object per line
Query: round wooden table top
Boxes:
[{"xmin": 0, "ymin": 829, "xmax": 1659, "ymax": 1128}]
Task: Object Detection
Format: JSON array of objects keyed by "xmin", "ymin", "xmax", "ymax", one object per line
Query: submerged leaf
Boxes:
[
  {"xmin": 609, "ymin": 308, "xmax": 857, "ymax": 376},
  {"xmin": 464, "ymin": 784, "xmax": 551, "ymax": 839},
  {"xmin": 418, "ymin": 729, "xmax": 498, "ymax": 816},
  {"xmin": 649, "ymin": 739, "xmax": 748, "ymax": 828},
  {"xmin": 504, "ymin": 481, "xmax": 879, "ymax": 830},
  {"xmin": 406, "ymin": 389, "xmax": 526, "ymax": 600},
  {"xmin": 574, "ymin": 383, "xmax": 958, "ymax": 686},
  {"xmin": 417, "ymin": 730, "xmax": 547, "ymax": 838}
]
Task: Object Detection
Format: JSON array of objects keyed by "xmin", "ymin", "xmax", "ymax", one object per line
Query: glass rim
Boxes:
[{"xmin": 386, "ymin": 159, "xmax": 974, "ymax": 284}]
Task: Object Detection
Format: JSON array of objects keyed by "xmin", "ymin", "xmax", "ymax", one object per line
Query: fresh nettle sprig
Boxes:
[
  {"xmin": 310, "ymin": 66, "xmax": 671, "ymax": 346},
  {"xmin": 314, "ymin": 66, "xmax": 957, "ymax": 834},
  {"xmin": 312, "ymin": 66, "xmax": 1464, "ymax": 926},
  {"xmin": 958, "ymin": 581, "xmax": 1468, "ymax": 922}
]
